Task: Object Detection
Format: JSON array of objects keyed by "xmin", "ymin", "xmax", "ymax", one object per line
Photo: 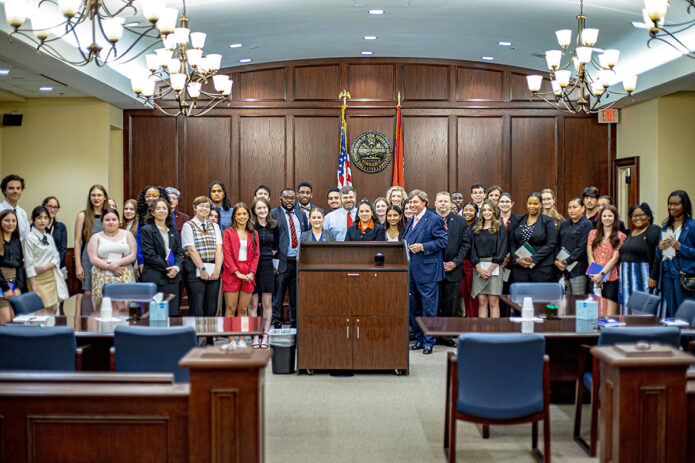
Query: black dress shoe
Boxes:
[
  {"xmin": 440, "ymin": 337, "xmax": 456, "ymax": 348},
  {"xmin": 423, "ymin": 345, "xmax": 433, "ymax": 354},
  {"xmin": 410, "ymin": 341, "xmax": 423, "ymax": 350}
]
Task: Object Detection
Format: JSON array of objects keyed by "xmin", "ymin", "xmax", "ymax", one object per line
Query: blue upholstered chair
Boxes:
[
  {"xmin": 625, "ymin": 290, "xmax": 660, "ymax": 315},
  {"xmin": 112, "ymin": 326, "xmax": 197, "ymax": 382},
  {"xmin": 509, "ymin": 282, "xmax": 564, "ymax": 305},
  {"xmin": 0, "ymin": 326, "xmax": 82, "ymax": 371},
  {"xmin": 573, "ymin": 326, "xmax": 681, "ymax": 456},
  {"xmin": 102, "ymin": 282, "xmax": 158, "ymax": 301},
  {"xmin": 674, "ymin": 300, "xmax": 695, "ymax": 325},
  {"xmin": 444, "ymin": 333, "xmax": 550, "ymax": 463},
  {"xmin": 8, "ymin": 292, "xmax": 44, "ymax": 315}
]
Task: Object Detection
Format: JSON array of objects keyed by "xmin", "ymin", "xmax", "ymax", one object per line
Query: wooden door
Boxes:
[
  {"xmin": 352, "ymin": 316, "xmax": 408, "ymax": 370},
  {"xmin": 297, "ymin": 316, "xmax": 352, "ymax": 370}
]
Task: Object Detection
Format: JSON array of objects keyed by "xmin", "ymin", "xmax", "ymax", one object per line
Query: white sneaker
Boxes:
[
  {"xmin": 227, "ymin": 340, "xmax": 237, "ymax": 349},
  {"xmin": 237, "ymin": 339, "xmax": 248, "ymax": 349}
]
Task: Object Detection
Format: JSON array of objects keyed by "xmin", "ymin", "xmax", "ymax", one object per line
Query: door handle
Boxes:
[
  {"xmin": 347, "ymin": 273, "xmax": 360, "ymax": 277},
  {"xmin": 356, "ymin": 318, "xmax": 360, "ymax": 339},
  {"xmin": 346, "ymin": 318, "xmax": 350, "ymax": 339}
]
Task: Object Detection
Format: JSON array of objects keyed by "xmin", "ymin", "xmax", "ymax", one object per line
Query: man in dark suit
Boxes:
[
  {"xmin": 434, "ymin": 192, "xmax": 469, "ymax": 321},
  {"xmin": 403, "ymin": 189, "xmax": 448, "ymax": 354},
  {"xmin": 271, "ymin": 188, "xmax": 309, "ymax": 328}
]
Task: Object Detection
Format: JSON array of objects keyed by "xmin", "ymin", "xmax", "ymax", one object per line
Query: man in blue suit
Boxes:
[
  {"xmin": 271, "ymin": 188, "xmax": 309, "ymax": 328},
  {"xmin": 403, "ymin": 189, "xmax": 448, "ymax": 354}
]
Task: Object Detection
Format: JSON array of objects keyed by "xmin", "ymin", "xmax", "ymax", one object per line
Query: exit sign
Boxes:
[{"xmin": 598, "ymin": 109, "xmax": 619, "ymax": 123}]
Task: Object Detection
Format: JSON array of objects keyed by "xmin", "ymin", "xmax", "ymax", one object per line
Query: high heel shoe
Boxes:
[
  {"xmin": 260, "ymin": 332, "xmax": 269, "ymax": 349},
  {"xmin": 252, "ymin": 335, "xmax": 260, "ymax": 349}
]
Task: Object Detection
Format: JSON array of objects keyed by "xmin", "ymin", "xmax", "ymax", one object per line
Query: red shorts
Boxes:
[{"xmin": 222, "ymin": 275, "xmax": 255, "ymax": 293}]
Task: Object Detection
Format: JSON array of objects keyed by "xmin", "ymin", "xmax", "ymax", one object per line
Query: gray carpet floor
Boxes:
[{"xmin": 265, "ymin": 345, "xmax": 597, "ymax": 462}]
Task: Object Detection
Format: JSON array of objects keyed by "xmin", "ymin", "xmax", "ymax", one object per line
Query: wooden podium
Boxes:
[
  {"xmin": 297, "ymin": 242, "xmax": 409, "ymax": 374},
  {"xmin": 591, "ymin": 344, "xmax": 695, "ymax": 463}
]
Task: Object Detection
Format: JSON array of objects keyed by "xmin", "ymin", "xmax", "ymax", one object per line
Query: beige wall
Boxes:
[
  {"xmin": 617, "ymin": 91, "xmax": 695, "ymax": 221},
  {"xmin": 0, "ymin": 98, "xmax": 123, "ymax": 247}
]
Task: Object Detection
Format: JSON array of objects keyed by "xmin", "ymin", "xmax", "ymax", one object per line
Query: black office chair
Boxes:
[
  {"xmin": 0, "ymin": 325, "xmax": 84, "ymax": 371},
  {"xmin": 674, "ymin": 300, "xmax": 695, "ymax": 325}
]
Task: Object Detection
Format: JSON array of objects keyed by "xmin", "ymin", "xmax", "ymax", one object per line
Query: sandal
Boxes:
[
  {"xmin": 260, "ymin": 332, "xmax": 269, "ymax": 349},
  {"xmin": 252, "ymin": 335, "xmax": 260, "ymax": 349}
]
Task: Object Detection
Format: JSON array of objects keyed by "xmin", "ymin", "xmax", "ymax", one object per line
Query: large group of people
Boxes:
[{"xmin": 0, "ymin": 173, "xmax": 693, "ymax": 352}]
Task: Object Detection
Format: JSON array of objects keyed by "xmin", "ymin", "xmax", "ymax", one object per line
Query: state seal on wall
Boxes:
[{"xmin": 350, "ymin": 131, "xmax": 392, "ymax": 173}]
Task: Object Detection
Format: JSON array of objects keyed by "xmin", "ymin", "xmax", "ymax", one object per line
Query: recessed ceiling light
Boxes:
[
  {"xmin": 239, "ymin": 58, "xmax": 252, "ymax": 63},
  {"xmin": 368, "ymin": 9, "xmax": 384, "ymax": 15},
  {"xmin": 0, "ymin": 69, "xmax": 9, "ymax": 76},
  {"xmin": 39, "ymin": 86, "xmax": 53, "ymax": 92},
  {"xmin": 124, "ymin": 22, "xmax": 140, "ymax": 28},
  {"xmin": 481, "ymin": 56, "xmax": 494, "ymax": 61},
  {"xmin": 498, "ymin": 41, "xmax": 512, "ymax": 47},
  {"xmin": 363, "ymin": 36, "xmax": 377, "ymax": 40},
  {"xmin": 229, "ymin": 43, "xmax": 243, "ymax": 48},
  {"xmin": 361, "ymin": 51, "xmax": 373, "ymax": 55}
]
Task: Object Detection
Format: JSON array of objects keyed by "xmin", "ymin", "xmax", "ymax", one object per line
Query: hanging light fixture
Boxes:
[
  {"xmin": 526, "ymin": 0, "xmax": 637, "ymax": 114},
  {"xmin": 641, "ymin": 0, "xmax": 695, "ymax": 58},
  {"xmin": 131, "ymin": 1, "xmax": 232, "ymax": 117},
  {"xmin": 1, "ymin": 0, "xmax": 172, "ymax": 67}
]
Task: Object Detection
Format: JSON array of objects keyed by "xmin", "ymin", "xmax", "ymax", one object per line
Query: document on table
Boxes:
[
  {"xmin": 556, "ymin": 247, "xmax": 577, "ymax": 271},
  {"xmin": 479, "ymin": 261, "xmax": 500, "ymax": 276}
]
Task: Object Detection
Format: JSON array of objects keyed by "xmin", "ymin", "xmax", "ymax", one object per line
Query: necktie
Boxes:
[
  {"xmin": 288, "ymin": 211, "xmax": 298, "ymax": 248},
  {"xmin": 202, "ymin": 223, "xmax": 206, "ymax": 232},
  {"xmin": 412, "ymin": 216, "xmax": 420, "ymax": 229},
  {"xmin": 444, "ymin": 218, "xmax": 448, "ymax": 233},
  {"xmin": 347, "ymin": 210, "xmax": 353, "ymax": 227}
]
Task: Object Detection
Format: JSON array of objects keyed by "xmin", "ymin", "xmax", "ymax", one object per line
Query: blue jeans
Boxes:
[
  {"xmin": 408, "ymin": 279, "xmax": 439, "ymax": 348},
  {"xmin": 661, "ymin": 259, "xmax": 695, "ymax": 318}
]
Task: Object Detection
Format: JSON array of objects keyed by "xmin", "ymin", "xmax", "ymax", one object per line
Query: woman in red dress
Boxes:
[{"xmin": 222, "ymin": 203, "xmax": 260, "ymax": 318}]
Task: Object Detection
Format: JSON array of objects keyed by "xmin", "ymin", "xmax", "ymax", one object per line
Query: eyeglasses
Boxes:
[
  {"xmin": 45, "ymin": 205, "xmax": 60, "ymax": 210},
  {"xmin": 197, "ymin": 204, "xmax": 211, "ymax": 209},
  {"xmin": 632, "ymin": 213, "xmax": 647, "ymax": 219},
  {"xmin": 145, "ymin": 194, "xmax": 160, "ymax": 199}
]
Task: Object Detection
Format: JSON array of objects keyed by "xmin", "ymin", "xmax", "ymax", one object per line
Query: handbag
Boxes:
[{"xmin": 673, "ymin": 257, "xmax": 695, "ymax": 294}]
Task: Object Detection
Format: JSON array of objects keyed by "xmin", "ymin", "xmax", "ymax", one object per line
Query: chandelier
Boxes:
[
  {"xmin": 1, "ymin": 0, "xmax": 174, "ymax": 67},
  {"xmin": 526, "ymin": 0, "xmax": 638, "ymax": 114},
  {"xmin": 641, "ymin": 0, "xmax": 695, "ymax": 58},
  {"xmin": 130, "ymin": 2, "xmax": 232, "ymax": 117}
]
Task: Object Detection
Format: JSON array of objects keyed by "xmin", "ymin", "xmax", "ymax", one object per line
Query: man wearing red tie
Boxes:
[
  {"xmin": 403, "ymin": 189, "xmax": 448, "ymax": 354},
  {"xmin": 271, "ymin": 188, "xmax": 309, "ymax": 328}
]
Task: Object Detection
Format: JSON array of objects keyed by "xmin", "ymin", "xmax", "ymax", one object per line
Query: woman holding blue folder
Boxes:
[
  {"xmin": 140, "ymin": 198, "xmax": 184, "ymax": 316},
  {"xmin": 587, "ymin": 205, "xmax": 626, "ymax": 314}
]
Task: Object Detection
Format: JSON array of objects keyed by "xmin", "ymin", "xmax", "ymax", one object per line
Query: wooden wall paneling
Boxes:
[
  {"xmin": 402, "ymin": 64, "xmax": 449, "ymax": 101},
  {"xmin": 556, "ymin": 115, "xmax": 566, "ymax": 213},
  {"xmin": 238, "ymin": 116, "xmax": 287, "ymax": 205},
  {"xmin": 128, "ymin": 116, "xmax": 178, "ymax": 199},
  {"xmin": 182, "ymin": 116, "xmax": 232, "ymax": 216},
  {"xmin": 286, "ymin": 114, "xmax": 295, "ymax": 190},
  {"xmin": 510, "ymin": 116, "xmax": 557, "ymax": 214},
  {"xmin": 230, "ymin": 113, "xmax": 241, "ymax": 201},
  {"xmin": 347, "ymin": 64, "xmax": 396, "ymax": 101},
  {"xmin": 294, "ymin": 65, "xmax": 341, "ymax": 100},
  {"xmin": 448, "ymin": 116, "xmax": 457, "ymax": 192},
  {"xmin": 402, "ymin": 116, "xmax": 449, "ymax": 197},
  {"xmin": 563, "ymin": 117, "xmax": 610, "ymax": 206},
  {"xmin": 347, "ymin": 115, "xmax": 397, "ymax": 202},
  {"xmin": 457, "ymin": 116, "xmax": 505, "ymax": 193},
  {"xmin": 238, "ymin": 68, "xmax": 287, "ymax": 101},
  {"xmin": 510, "ymin": 72, "xmax": 552, "ymax": 101},
  {"xmin": 457, "ymin": 67, "xmax": 504, "ymax": 101},
  {"xmin": 293, "ymin": 115, "xmax": 340, "ymax": 210}
]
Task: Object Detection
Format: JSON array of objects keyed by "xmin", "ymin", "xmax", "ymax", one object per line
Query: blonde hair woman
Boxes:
[
  {"xmin": 386, "ymin": 186, "xmax": 407, "ymax": 209},
  {"xmin": 540, "ymin": 188, "xmax": 565, "ymax": 230}
]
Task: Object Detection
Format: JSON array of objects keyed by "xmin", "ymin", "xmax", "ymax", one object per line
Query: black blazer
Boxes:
[
  {"xmin": 346, "ymin": 223, "xmax": 386, "ymax": 242},
  {"xmin": 140, "ymin": 223, "xmax": 184, "ymax": 285},
  {"xmin": 441, "ymin": 213, "xmax": 469, "ymax": 282},
  {"xmin": 557, "ymin": 216, "xmax": 593, "ymax": 277},
  {"xmin": 510, "ymin": 213, "xmax": 558, "ymax": 269},
  {"xmin": 502, "ymin": 214, "xmax": 520, "ymax": 250},
  {"xmin": 270, "ymin": 205, "xmax": 309, "ymax": 273}
]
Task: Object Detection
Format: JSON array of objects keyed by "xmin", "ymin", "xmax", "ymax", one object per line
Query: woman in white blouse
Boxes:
[
  {"xmin": 23, "ymin": 206, "xmax": 68, "ymax": 307},
  {"xmin": 87, "ymin": 208, "xmax": 137, "ymax": 298}
]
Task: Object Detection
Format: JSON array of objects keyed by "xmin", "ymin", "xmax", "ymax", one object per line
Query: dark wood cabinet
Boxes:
[{"xmin": 297, "ymin": 242, "xmax": 409, "ymax": 374}]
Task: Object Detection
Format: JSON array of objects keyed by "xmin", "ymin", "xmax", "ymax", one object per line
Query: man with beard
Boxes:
[
  {"xmin": 323, "ymin": 185, "xmax": 357, "ymax": 241},
  {"xmin": 271, "ymin": 188, "xmax": 309, "ymax": 328}
]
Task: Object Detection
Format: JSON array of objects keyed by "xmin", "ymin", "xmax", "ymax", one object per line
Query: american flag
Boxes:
[{"xmin": 337, "ymin": 104, "xmax": 352, "ymax": 187}]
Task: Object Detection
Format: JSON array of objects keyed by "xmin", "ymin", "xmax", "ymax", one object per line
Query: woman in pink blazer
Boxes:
[{"xmin": 222, "ymin": 203, "xmax": 260, "ymax": 318}]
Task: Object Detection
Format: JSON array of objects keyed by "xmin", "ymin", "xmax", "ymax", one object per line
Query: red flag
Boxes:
[{"xmin": 392, "ymin": 101, "xmax": 404, "ymax": 188}]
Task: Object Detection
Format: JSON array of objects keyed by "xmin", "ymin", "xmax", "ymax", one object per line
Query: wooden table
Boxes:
[{"xmin": 416, "ymin": 294, "xmax": 684, "ymax": 402}]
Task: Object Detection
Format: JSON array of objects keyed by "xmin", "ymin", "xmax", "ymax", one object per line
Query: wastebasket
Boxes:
[{"xmin": 268, "ymin": 328, "xmax": 297, "ymax": 374}]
